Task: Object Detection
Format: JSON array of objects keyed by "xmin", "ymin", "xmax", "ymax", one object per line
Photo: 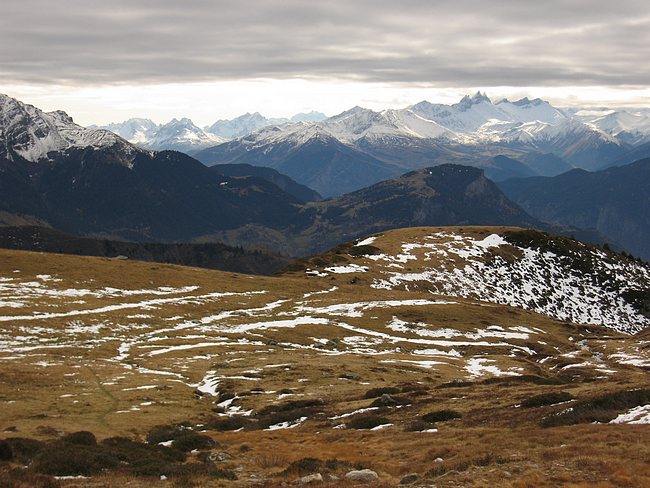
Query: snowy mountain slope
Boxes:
[
  {"xmin": 95, "ymin": 118, "xmax": 158, "ymax": 144},
  {"xmin": 206, "ymin": 112, "xmax": 289, "ymax": 139},
  {"xmin": 97, "ymin": 117, "xmax": 225, "ymax": 153},
  {"xmin": 298, "ymin": 227, "xmax": 650, "ymax": 334},
  {"xmin": 494, "ymin": 97, "xmax": 568, "ymax": 125},
  {"xmin": 320, "ymin": 106, "xmax": 455, "ymax": 142},
  {"xmin": 290, "ymin": 111, "xmax": 328, "ymax": 123},
  {"xmin": 141, "ymin": 118, "xmax": 226, "ymax": 153},
  {"xmin": 0, "ymin": 93, "xmax": 137, "ymax": 165},
  {"xmin": 586, "ymin": 111, "xmax": 650, "ymax": 145}
]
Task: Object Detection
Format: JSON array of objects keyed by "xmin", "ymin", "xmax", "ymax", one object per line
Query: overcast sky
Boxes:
[{"xmin": 2, "ymin": 0, "xmax": 649, "ymax": 125}]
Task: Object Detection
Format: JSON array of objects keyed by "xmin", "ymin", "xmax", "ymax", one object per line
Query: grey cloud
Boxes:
[{"xmin": 1, "ymin": 0, "xmax": 649, "ymax": 87}]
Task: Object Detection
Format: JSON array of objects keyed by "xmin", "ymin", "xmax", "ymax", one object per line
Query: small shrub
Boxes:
[
  {"xmin": 521, "ymin": 391, "xmax": 573, "ymax": 408},
  {"xmin": 405, "ymin": 420, "xmax": 435, "ymax": 432},
  {"xmin": 347, "ymin": 245, "xmax": 382, "ymax": 257},
  {"xmin": 426, "ymin": 464, "xmax": 447, "ymax": 477},
  {"xmin": 0, "ymin": 440, "xmax": 13, "ymax": 461},
  {"xmin": 31, "ymin": 443, "xmax": 119, "ymax": 476},
  {"xmin": 100, "ymin": 437, "xmax": 185, "ymax": 476},
  {"xmin": 168, "ymin": 462, "xmax": 236, "ymax": 480},
  {"xmin": 364, "ymin": 387, "xmax": 400, "ymax": 399},
  {"xmin": 346, "ymin": 415, "xmax": 390, "ymax": 430},
  {"xmin": 257, "ymin": 398, "xmax": 324, "ymax": 415},
  {"xmin": 421, "ymin": 410, "xmax": 462, "ymax": 423},
  {"xmin": 255, "ymin": 399, "xmax": 324, "ymax": 429},
  {"xmin": 542, "ymin": 388, "xmax": 650, "ymax": 427},
  {"xmin": 400, "ymin": 384, "xmax": 429, "ymax": 393},
  {"xmin": 216, "ymin": 391, "xmax": 235, "ymax": 403},
  {"xmin": 4, "ymin": 437, "xmax": 45, "ymax": 463},
  {"xmin": 146, "ymin": 423, "xmax": 192, "ymax": 444},
  {"xmin": 204, "ymin": 416, "xmax": 254, "ymax": 432},
  {"xmin": 171, "ymin": 432, "xmax": 215, "ymax": 452},
  {"xmin": 281, "ymin": 457, "xmax": 364, "ymax": 477},
  {"xmin": 283, "ymin": 457, "xmax": 322, "ymax": 476},
  {"xmin": 61, "ymin": 431, "xmax": 97, "ymax": 446},
  {"xmin": 436, "ymin": 380, "xmax": 474, "ymax": 389},
  {"xmin": 0, "ymin": 468, "xmax": 60, "ymax": 488}
]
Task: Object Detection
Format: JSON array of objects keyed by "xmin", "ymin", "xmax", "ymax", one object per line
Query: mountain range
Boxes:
[
  {"xmin": 3, "ymin": 92, "xmax": 650, "ymax": 261},
  {"xmin": 95, "ymin": 111, "xmax": 327, "ymax": 153},
  {"xmin": 1, "ymin": 93, "xmax": 565, "ymax": 257},
  {"xmin": 195, "ymin": 93, "xmax": 650, "ymax": 196}
]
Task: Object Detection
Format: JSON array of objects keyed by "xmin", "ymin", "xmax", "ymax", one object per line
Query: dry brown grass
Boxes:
[{"xmin": 0, "ymin": 233, "xmax": 648, "ymax": 487}]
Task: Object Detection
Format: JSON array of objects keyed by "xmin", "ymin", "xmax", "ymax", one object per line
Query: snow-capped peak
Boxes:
[
  {"xmin": 454, "ymin": 91, "xmax": 492, "ymax": 111},
  {"xmin": 0, "ymin": 93, "xmax": 136, "ymax": 164},
  {"xmin": 98, "ymin": 116, "xmax": 226, "ymax": 152},
  {"xmin": 495, "ymin": 97, "xmax": 568, "ymax": 125}
]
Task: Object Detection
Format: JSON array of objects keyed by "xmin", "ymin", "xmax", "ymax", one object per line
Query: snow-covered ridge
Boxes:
[
  {"xmin": 337, "ymin": 229, "xmax": 650, "ymax": 334},
  {"xmin": 95, "ymin": 117, "xmax": 226, "ymax": 153},
  {"xmin": 222, "ymin": 92, "xmax": 635, "ymax": 152},
  {"xmin": 94, "ymin": 92, "xmax": 650, "ymax": 155},
  {"xmin": 98, "ymin": 111, "xmax": 329, "ymax": 151},
  {"xmin": 0, "ymin": 93, "xmax": 137, "ymax": 164}
]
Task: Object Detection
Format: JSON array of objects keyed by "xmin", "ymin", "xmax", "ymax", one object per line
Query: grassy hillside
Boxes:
[{"xmin": 0, "ymin": 228, "xmax": 648, "ymax": 487}]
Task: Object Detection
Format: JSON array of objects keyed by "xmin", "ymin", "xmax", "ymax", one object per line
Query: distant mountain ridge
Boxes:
[
  {"xmin": 0, "ymin": 226, "xmax": 290, "ymax": 275},
  {"xmin": 210, "ymin": 163, "xmax": 322, "ymax": 202},
  {"xmin": 196, "ymin": 92, "xmax": 650, "ymax": 196},
  {"xmin": 97, "ymin": 111, "xmax": 328, "ymax": 152},
  {"xmin": 98, "ymin": 94, "xmax": 650, "ymax": 177},
  {"xmin": 0, "ymin": 93, "xmax": 638, "ymax": 261},
  {"xmin": 203, "ymin": 164, "xmax": 551, "ymax": 256},
  {"xmin": 498, "ymin": 158, "xmax": 650, "ymax": 260}
]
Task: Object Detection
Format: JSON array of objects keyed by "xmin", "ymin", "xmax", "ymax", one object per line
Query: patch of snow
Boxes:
[
  {"xmin": 610, "ymin": 404, "xmax": 650, "ymax": 424},
  {"xmin": 324, "ymin": 264, "xmax": 369, "ymax": 274}
]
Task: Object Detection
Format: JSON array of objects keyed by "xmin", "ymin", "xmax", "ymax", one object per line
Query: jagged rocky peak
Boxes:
[
  {"xmin": 512, "ymin": 97, "xmax": 544, "ymax": 106},
  {"xmin": 455, "ymin": 91, "xmax": 492, "ymax": 110},
  {"xmin": 0, "ymin": 93, "xmax": 134, "ymax": 164}
]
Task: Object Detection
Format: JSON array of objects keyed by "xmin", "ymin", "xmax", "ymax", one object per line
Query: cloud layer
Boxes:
[{"xmin": 2, "ymin": 0, "xmax": 649, "ymax": 88}]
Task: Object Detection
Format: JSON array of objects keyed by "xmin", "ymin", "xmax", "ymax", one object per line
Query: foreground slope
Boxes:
[
  {"xmin": 291, "ymin": 227, "xmax": 650, "ymax": 334},
  {"xmin": 0, "ymin": 227, "xmax": 648, "ymax": 486}
]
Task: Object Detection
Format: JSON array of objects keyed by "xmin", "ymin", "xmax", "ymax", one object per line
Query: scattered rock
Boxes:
[
  {"xmin": 205, "ymin": 451, "xmax": 231, "ymax": 464},
  {"xmin": 400, "ymin": 473, "xmax": 419, "ymax": 484},
  {"xmin": 299, "ymin": 473, "xmax": 323, "ymax": 484},
  {"xmin": 344, "ymin": 469, "xmax": 379, "ymax": 483},
  {"xmin": 339, "ymin": 372, "xmax": 360, "ymax": 381},
  {"xmin": 371, "ymin": 393, "xmax": 399, "ymax": 406}
]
